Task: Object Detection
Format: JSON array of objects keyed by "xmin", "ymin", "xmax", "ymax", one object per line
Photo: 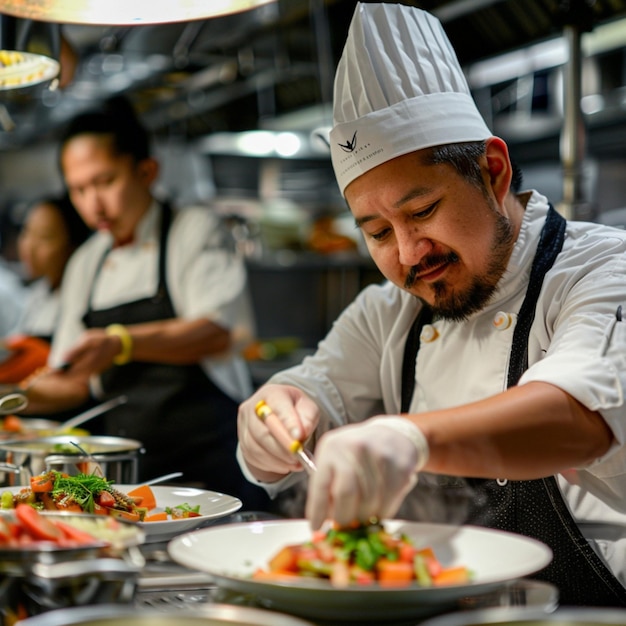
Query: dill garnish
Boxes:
[{"xmin": 50, "ymin": 472, "xmax": 114, "ymax": 513}]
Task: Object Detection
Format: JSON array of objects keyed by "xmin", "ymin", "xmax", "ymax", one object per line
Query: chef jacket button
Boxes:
[
  {"xmin": 420, "ymin": 324, "xmax": 439, "ymax": 343},
  {"xmin": 493, "ymin": 311, "xmax": 513, "ymax": 330}
]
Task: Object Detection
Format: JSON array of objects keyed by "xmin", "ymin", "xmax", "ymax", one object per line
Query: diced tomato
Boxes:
[
  {"xmin": 97, "ymin": 491, "xmax": 116, "ymax": 508},
  {"xmin": 416, "ymin": 546, "xmax": 443, "ymax": 578},
  {"xmin": 14, "ymin": 504, "xmax": 63, "ymax": 542},
  {"xmin": 398, "ymin": 542, "xmax": 417, "ymax": 563}
]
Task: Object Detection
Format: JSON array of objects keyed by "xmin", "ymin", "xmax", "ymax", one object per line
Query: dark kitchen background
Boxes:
[{"xmin": 2, "ymin": 0, "xmax": 626, "ymax": 383}]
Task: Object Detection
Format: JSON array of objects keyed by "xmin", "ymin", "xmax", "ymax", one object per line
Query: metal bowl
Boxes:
[
  {"xmin": 15, "ymin": 604, "xmax": 316, "ymax": 626},
  {"xmin": 0, "ymin": 435, "xmax": 144, "ymax": 485}
]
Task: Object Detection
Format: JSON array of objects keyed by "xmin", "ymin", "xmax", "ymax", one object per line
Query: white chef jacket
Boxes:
[
  {"xmin": 238, "ymin": 190, "xmax": 626, "ymax": 584},
  {"xmin": 50, "ymin": 200, "xmax": 255, "ymax": 402}
]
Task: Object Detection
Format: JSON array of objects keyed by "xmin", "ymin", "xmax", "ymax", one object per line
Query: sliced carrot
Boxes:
[
  {"xmin": 251, "ymin": 568, "xmax": 301, "ymax": 582},
  {"xmin": 268, "ymin": 544, "xmax": 300, "ymax": 572},
  {"xmin": 143, "ymin": 512, "xmax": 168, "ymax": 522},
  {"xmin": 126, "ymin": 484, "xmax": 157, "ymax": 511},
  {"xmin": 376, "ymin": 558, "xmax": 414, "ymax": 587},
  {"xmin": 30, "ymin": 474, "xmax": 54, "ymax": 493},
  {"xmin": 433, "ymin": 566, "xmax": 470, "ymax": 586}
]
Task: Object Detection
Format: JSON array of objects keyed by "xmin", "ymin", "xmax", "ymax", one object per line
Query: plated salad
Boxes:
[
  {"xmin": 0, "ymin": 471, "xmax": 201, "ymax": 523},
  {"xmin": 253, "ymin": 522, "xmax": 472, "ymax": 588}
]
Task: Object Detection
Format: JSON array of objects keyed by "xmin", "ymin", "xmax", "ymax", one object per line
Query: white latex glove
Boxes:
[
  {"xmin": 237, "ymin": 384, "xmax": 320, "ymax": 480},
  {"xmin": 305, "ymin": 416, "xmax": 429, "ymax": 530}
]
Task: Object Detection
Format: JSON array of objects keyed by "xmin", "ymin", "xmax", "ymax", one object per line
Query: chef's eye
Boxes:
[
  {"xmin": 369, "ymin": 227, "xmax": 391, "ymax": 241},
  {"xmin": 413, "ymin": 202, "xmax": 437, "ymax": 219}
]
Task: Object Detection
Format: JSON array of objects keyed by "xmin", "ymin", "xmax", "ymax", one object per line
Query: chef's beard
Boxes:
[{"xmin": 405, "ymin": 210, "xmax": 515, "ymax": 322}]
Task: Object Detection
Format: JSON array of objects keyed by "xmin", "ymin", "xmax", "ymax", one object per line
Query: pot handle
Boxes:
[
  {"xmin": 31, "ymin": 557, "xmax": 141, "ymax": 581},
  {"xmin": 0, "ymin": 462, "xmax": 30, "ymax": 485}
]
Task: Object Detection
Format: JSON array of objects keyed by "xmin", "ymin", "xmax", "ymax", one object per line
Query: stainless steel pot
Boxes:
[
  {"xmin": 0, "ymin": 512, "xmax": 144, "ymax": 626},
  {"xmin": 14, "ymin": 604, "xmax": 316, "ymax": 626},
  {"xmin": 419, "ymin": 607, "xmax": 626, "ymax": 626},
  {"xmin": 0, "ymin": 435, "xmax": 144, "ymax": 485}
]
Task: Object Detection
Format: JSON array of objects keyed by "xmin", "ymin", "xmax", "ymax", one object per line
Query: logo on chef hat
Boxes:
[{"xmin": 338, "ymin": 130, "xmax": 358, "ymax": 153}]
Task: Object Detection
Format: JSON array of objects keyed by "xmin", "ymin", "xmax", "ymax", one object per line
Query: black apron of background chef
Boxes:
[
  {"xmin": 82, "ymin": 202, "xmax": 271, "ymax": 509},
  {"xmin": 402, "ymin": 205, "xmax": 626, "ymax": 607}
]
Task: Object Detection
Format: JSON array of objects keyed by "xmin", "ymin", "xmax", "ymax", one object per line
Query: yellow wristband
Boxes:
[{"xmin": 105, "ymin": 324, "xmax": 133, "ymax": 365}]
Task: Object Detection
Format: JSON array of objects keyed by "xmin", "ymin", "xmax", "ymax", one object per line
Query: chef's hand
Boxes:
[
  {"xmin": 238, "ymin": 384, "xmax": 320, "ymax": 482},
  {"xmin": 61, "ymin": 328, "xmax": 122, "ymax": 376},
  {"xmin": 305, "ymin": 416, "xmax": 429, "ymax": 530}
]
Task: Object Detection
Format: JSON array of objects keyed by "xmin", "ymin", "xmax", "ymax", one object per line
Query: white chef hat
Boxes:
[{"xmin": 330, "ymin": 2, "xmax": 492, "ymax": 196}]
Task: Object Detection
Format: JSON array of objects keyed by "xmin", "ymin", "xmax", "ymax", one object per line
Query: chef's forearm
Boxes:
[
  {"xmin": 411, "ymin": 381, "xmax": 613, "ymax": 480},
  {"xmin": 117, "ymin": 317, "xmax": 231, "ymax": 364}
]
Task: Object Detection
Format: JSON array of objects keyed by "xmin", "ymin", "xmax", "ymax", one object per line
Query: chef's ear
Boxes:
[
  {"xmin": 136, "ymin": 157, "xmax": 160, "ymax": 186},
  {"xmin": 485, "ymin": 137, "xmax": 512, "ymax": 205}
]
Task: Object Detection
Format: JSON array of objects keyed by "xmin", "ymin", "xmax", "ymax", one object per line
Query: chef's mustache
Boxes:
[{"xmin": 404, "ymin": 252, "xmax": 459, "ymax": 289}]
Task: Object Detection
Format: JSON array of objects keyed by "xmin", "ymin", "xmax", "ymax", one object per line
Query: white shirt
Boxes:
[
  {"xmin": 51, "ymin": 201, "xmax": 255, "ymax": 402},
  {"xmin": 239, "ymin": 190, "xmax": 626, "ymax": 584},
  {"xmin": 17, "ymin": 278, "xmax": 60, "ymax": 338},
  {"xmin": 0, "ymin": 262, "xmax": 26, "ymax": 339}
]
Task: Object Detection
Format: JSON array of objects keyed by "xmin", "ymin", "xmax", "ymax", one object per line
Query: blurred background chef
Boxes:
[
  {"xmin": 0, "ymin": 193, "xmax": 92, "ymax": 385},
  {"xmin": 22, "ymin": 95, "xmax": 270, "ymax": 508}
]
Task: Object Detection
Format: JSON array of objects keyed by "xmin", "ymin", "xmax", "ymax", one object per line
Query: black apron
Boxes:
[
  {"xmin": 401, "ymin": 206, "xmax": 626, "ymax": 607},
  {"xmin": 82, "ymin": 203, "xmax": 271, "ymax": 509}
]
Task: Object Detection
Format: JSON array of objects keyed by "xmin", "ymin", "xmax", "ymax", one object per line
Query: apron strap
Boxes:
[
  {"xmin": 507, "ymin": 204, "xmax": 565, "ymax": 387},
  {"xmin": 401, "ymin": 305, "xmax": 432, "ymax": 413}
]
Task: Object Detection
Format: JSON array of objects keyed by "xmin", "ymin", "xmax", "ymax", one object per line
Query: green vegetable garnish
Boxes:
[
  {"xmin": 165, "ymin": 503, "xmax": 201, "ymax": 515},
  {"xmin": 51, "ymin": 472, "xmax": 114, "ymax": 513}
]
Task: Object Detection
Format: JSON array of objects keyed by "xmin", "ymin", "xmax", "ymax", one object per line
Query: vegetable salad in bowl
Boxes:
[{"xmin": 253, "ymin": 521, "xmax": 472, "ymax": 587}]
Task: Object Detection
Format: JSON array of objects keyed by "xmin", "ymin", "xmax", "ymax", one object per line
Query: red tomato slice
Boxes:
[
  {"xmin": 14, "ymin": 504, "xmax": 63, "ymax": 542},
  {"xmin": 97, "ymin": 491, "xmax": 116, "ymax": 508}
]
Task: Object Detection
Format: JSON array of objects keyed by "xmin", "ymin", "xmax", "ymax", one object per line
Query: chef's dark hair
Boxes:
[
  {"xmin": 424, "ymin": 141, "xmax": 524, "ymax": 194},
  {"xmin": 58, "ymin": 95, "xmax": 151, "ymax": 163}
]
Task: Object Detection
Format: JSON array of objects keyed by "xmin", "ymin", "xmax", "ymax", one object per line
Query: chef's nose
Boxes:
[{"xmin": 397, "ymin": 230, "xmax": 433, "ymax": 266}]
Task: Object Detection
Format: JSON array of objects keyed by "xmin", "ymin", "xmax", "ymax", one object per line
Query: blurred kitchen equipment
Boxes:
[
  {"xmin": 0, "ymin": 0, "xmax": 276, "ymax": 26},
  {"xmin": 0, "ymin": 512, "xmax": 144, "ymax": 626},
  {"xmin": 142, "ymin": 471, "xmax": 183, "ymax": 486},
  {"xmin": 419, "ymin": 606, "xmax": 626, "ymax": 626},
  {"xmin": 0, "ymin": 435, "xmax": 144, "ymax": 485},
  {"xmin": 254, "ymin": 400, "xmax": 317, "ymax": 475},
  {"xmin": 14, "ymin": 603, "xmax": 315, "ymax": 626},
  {"xmin": 0, "ymin": 392, "xmax": 27, "ymax": 414},
  {"xmin": 54, "ymin": 395, "xmax": 127, "ymax": 433}
]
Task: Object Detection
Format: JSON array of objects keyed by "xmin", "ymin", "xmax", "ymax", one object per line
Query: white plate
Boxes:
[
  {"xmin": 116, "ymin": 484, "xmax": 242, "ymax": 542},
  {"xmin": 168, "ymin": 519, "xmax": 553, "ymax": 622},
  {"xmin": 2, "ymin": 484, "xmax": 242, "ymax": 544}
]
